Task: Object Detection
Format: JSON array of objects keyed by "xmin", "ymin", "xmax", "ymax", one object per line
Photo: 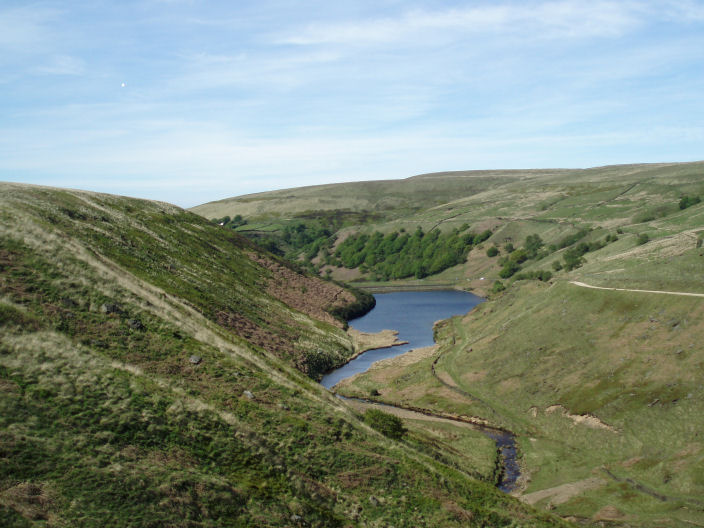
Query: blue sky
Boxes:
[{"xmin": 2, "ymin": 1, "xmax": 703, "ymax": 207}]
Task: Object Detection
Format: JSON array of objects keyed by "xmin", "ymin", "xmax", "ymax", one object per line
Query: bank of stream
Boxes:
[{"xmin": 321, "ymin": 290, "xmax": 521, "ymax": 493}]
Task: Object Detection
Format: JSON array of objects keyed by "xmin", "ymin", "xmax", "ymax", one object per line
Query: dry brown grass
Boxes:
[
  {"xmin": 346, "ymin": 328, "xmax": 407, "ymax": 354},
  {"xmin": 520, "ymin": 477, "xmax": 606, "ymax": 506},
  {"xmin": 0, "ymin": 482, "xmax": 55, "ymax": 521}
]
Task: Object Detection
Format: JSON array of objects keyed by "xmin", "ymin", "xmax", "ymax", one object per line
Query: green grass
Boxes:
[
  {"xmin": 0, "ymin": 182, "xmax": 565, "ymax": 527},
  {"xmin": 340, "ymin": 279, "xmax": 704, "ymax": 525},
  {"xmin": 189, "ymin": 161, "xmax": 704, "ymax": 525}
]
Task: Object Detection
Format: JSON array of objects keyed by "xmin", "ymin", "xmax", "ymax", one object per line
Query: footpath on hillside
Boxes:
[{"xmin": 570, "ymin": 281, "xmax": 704, "ymax": 298}]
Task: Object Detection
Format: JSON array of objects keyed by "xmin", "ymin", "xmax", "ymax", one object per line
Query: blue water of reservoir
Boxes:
[{"xmin": 320, "ymin": 290, "xmax": 483, "ymax": 389}]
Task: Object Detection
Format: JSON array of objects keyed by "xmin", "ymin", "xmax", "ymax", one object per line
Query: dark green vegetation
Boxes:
[
  {"xmin": 197, "ymin": 161, "xmax": 704, "ymax": 526},
  {"xmin": 333, "ymin": 227, "xmax": 491, "ymax": 280},
  {"xmin": 0, "ymin": 183, "xmax": 563, "ymax": 527},
  {"xmin": 363, "ymin": 409, "xmax": 407, "ymax": 440},
  {"xmin": 679, "ymin": 194, "xmax": 701, "ymax": 210}
]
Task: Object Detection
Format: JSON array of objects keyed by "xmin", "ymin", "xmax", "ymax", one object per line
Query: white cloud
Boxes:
[{"xmin": 279, "ymin": 1, "xmax": 643, "ymax": 46}]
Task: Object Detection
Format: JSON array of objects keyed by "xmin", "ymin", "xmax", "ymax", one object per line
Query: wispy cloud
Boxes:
[
  {"xmin": 279, "ymin": 1, "xmax": 643, "ymax": 46},
  {"xmin": 664, "ymin": 0, "xmax": 704, "ymax": 21},
  {"xmin": 33, "ymin": 55, "xmax": 85, "ymax": 76},
  {"xmin": 0, "ymin": 5, "xmax": 59, "ymax": 54}
]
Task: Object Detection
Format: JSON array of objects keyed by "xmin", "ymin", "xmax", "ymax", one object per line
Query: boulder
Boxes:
[{"xmin": 128, "ymin": 319, "xmax": 144, "ymax": 330}]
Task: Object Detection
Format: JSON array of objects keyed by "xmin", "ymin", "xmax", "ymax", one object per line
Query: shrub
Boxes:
[
  {"xmin": 512, "ymin": 270, "xmax": 552, "ymax": 282},
  {"xmin": 679, "ymin": 195, "xmax": 701, "ymax": 210},
  {"xmin": 499, "ymin": 261, "xmax": 521, "ymax": 278},
  {"xmin": 633, "ymin": 205, "xmax": 676, "ymax": 224},
  {"xmin": 486, "ymin": 246, "xmax": 499, "ymax": 257},
  {"xmin": 364, "ymin": 409, "xmax": 406, "ymax": 439},
  {"xmin": 557, "ymin": 228, "xmax": 591, "ymax": 249},
  {"xmin": 474, "ymin": 230, "xmax": 493, "ymax": 244},
  {"xmin": 491, "ymin": 281, "xmax": 505, "ymax": 293},
  {"xmin": 552, "ymin": 260, "xmax": 563, "ymax": 272},
  {"xmin": 637, "ymin": 233, "xmax": 650, "ymax": 245}
]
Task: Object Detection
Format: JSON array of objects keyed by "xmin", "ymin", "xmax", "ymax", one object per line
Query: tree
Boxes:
[
  {"xmin": 499, "ymin": 261, "xmax": 521, "ymax": 278},
  {"xmin": 563, "ymin": 248, "xmax": 584, "ymax": 271},
  {"xmin": 524, "ymin": 234, "xmax": 544, "ymax": 258},
  {"xmin": 509, "ymin": 248, "xmax": 528, "ymax": 264}
]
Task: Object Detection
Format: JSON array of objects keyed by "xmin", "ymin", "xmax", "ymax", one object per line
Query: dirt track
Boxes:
[{"xmin": 570, "ymin": 281, "xmax": 704, "ymax": 298}]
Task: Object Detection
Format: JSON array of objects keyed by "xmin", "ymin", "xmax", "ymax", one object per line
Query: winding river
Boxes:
[{"xmin": 321, "ymin": 290, "xmax": 521, "ymax": 493}]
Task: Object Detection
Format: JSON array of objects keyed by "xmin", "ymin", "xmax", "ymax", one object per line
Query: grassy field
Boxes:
[
  {"xmin": 195, "ymin": 161, "xmax": 704, "ymax": 526},
  {"xmin": 0, "ymin": 182, "xmax": 568, "ymax": 527}
]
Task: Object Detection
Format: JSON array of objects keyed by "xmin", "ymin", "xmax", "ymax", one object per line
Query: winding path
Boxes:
[{"xmin": 570, "ymin": 281, "xmax": 704, "ymax": 298}]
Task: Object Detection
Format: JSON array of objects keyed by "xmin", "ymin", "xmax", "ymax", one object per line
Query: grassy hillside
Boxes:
[
  {"xmin": 193, "ymin": 161, "xmax": 704, "ymax": 526},
  {"xmin": 0, "ymin": 183, "xmax": 564, "ymax": 527},
  {"xmin": 191, "ymin": 161, "xmax": 704, "ymax": 293}
]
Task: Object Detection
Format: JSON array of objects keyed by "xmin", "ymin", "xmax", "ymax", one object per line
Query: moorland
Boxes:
[
  {"xmin": 0, "ymin": 182, "xmax": 567, "ymax": 527},
  {"xmin": 193, "ymin": 161, "xmax": 704, "ymax": 526}
]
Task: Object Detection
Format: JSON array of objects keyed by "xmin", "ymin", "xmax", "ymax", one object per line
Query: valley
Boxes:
[
  {"xmin": 1, "ymin": 161, "xmax": 702, "ymax": 526},
  {"xmin": 193, "ymin": 161, "xmax": 704, "ymax": 526}
]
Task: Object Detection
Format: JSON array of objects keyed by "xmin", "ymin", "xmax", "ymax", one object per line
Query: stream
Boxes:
[{"xmin": 321, "ymin": 290, "xmax": 521, "ymax": 493}]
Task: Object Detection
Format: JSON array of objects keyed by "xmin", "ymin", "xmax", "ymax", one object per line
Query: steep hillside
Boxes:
[{"xmin": 0, "ymin": 183, "xmax": 563, "ymax": 527}]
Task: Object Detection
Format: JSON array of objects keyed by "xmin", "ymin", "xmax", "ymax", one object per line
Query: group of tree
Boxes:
[
  {"xmin": 497, "ymin": 233, "xmax": 549, "ymax": 279},
  {"xmin": 242, "ymin": 221, "xmax": 336, "ymax": 264},
  {"xmin": 554, "ymin": 233, "xmax": 619, "ymax": 271},
  {"xmin": 497, "ymin": 229, "xmax": 621, "ymax": 279},
  {"xmin": 212, "ymin": 214, "xmax": 248, "ymax": 229},
  {"xmin": 333, "ymin": 226, "xmax": 492, "ymax": 280},
  {"xmin": 281, "ymin": 222, "xmax": 334, "ymax": 260}
]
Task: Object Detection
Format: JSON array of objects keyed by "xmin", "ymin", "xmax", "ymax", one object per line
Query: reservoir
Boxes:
[{"xmin": 321, "ymin": 290, "xmax": 483, "ymax": 389}]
